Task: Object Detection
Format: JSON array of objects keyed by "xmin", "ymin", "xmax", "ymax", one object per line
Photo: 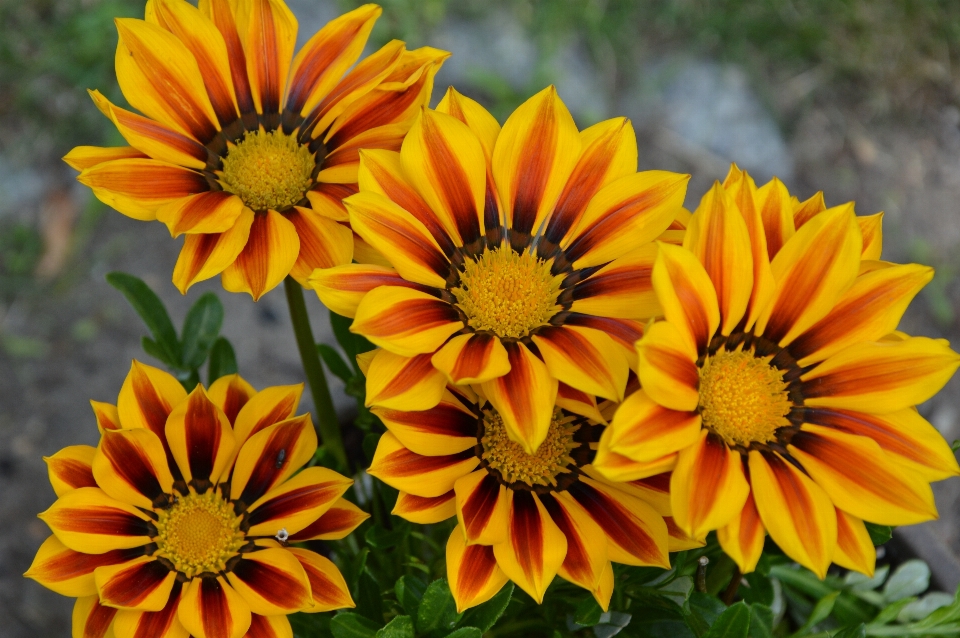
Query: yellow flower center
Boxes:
[
  {"xmin": 452, "ymin": 244, "xmax": 561, "ymax": 339},
  {"xmin": 481, "ymin": 409, "xmax": 579, "ymax": 486},
  {"xmin": 698, "ymin": 348, "xmax": 793, "ymax": 448},
  {"xmin": 220, "ymin": 129, "xmax": 315, "ymax": 211},
  {"xmin": 154, "ymin": 490, "xmax": 244, "ymax": 578}
]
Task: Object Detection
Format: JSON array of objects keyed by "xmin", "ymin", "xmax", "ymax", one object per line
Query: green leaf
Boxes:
[
  {"xmin": 844, "ymin": 565, "xmax": 889, "ymax": 592},
  {"xmin": 748, "ymin": 604, "xmax": 774, "ymax": 638},
  {"xmin": 375, "ymin": 615, "xmax": 414, "ymax": 638},
  {"xmin": 883, "ymin": 560, "xmax": 930, "ymax": 602},
  {"xmin": 741, "ymin": 572, "xmax": 775, "ymax": 607},
  {"xmin": 830, "ymin": 625, "xmax": 865, "ymax": 638},
  {"xmin": 442, "ymin": 629, "xmax": 481, "ymax": 638},
  {"xmin": 331, "ymin": 311, "xmax": 375, "ymax": 366},
  {"xmin": 574, "ymin": 596, "xmax": 604, "ymax": 626},
  {"xmin": 395, "ymin": 575, "xmax": 427, "ymax": 617},
  {"xmin": 319, "ymin": 343, "xmax": 354, "ymax": 382},
  {"xmin": 107, "ymin": 272, "xmax": 181, "ymax": 365},
  {"xmin": 207, "ymin": 337, "xmax": 238, "ymax": 383},
  {"xmin": 416, "ymin": 579, "xmax": 458, "ymax": 635},
  {"xmin": 363, "ymin": 432, "xmax": 381, "ymax": 464},
  {"xmin": 458, "ymin": 582, "xmax": 513, "ymax": 632},
  {"xmin": 872, "ymin": 598, "xmax": 916, "ymax": 625},
  {"xmin": 180, "ymin": 292, "xmax": 223, "ymax": 370},
  {"xmin": 290, "ymin": 612, "xmax": 333, "ymax": 638},
  {"xmin": 864, "ymin": 523, "xmax": 892, "ymax": 547},
  {"xmin": 792, "ymin": 591, "xmax": 839, "ymax": 636},
  {"xmin": 703, "ymin": 601, "xmax": 752, "ymax": 638},
  {"xmin": 689, "ymin": 591, "xmax": 728, "ymax": 629},
  {"xmin": 365, "ymin": 524, "xmax": 404, "ymax": 550},
  {"xmin": 951, "ymin": 439, "xmax": 959, "ymax": 453},
  {"xmin": 330, "ymin": 612, "xmax": 380, "ymax": 638},
  {"xmin": 141, "ymin": 336, "xmax": 175, "ymax": 367},
  {"xmin": 898, "ymin": 592, "xmax": 955, "ymax": 623},
  {"xmin": 356, "ymin": 570, "xmax": 383, "ymax": 623}
]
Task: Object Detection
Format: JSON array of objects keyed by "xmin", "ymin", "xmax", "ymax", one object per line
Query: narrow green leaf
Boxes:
[
  {"xmin": 458, "ymin": 582, "xmax": 513, "ymax": 632},
  {"xmin": 574, "ymin": 596, "xmax": 603, "ymax": 626},
  {"xmin": 898, "ymin": 592, "xmax": 955, "ymax": 623},
  {"xmin": 331, "ymin": 310, "xmax": 374, "ymax": 366},
  {"xmin": 690, "ymin": 591, "xmax": 728, "ymax": 629},
  {"xmin": 318, "ymin": 343, "xmax": 354, "ymax": 382},
  {"xmin": 290, "ymin": 612, "xmax": 333, "ymax": 638},
  {"xmin": 395, "ymin": 575, "xmax": 427, "ymax": 618},
  {"xmin": 107, "ymin": 271, "xmax": 180, "ymax": 364},
  {"xmin": 365, "ymin": 524, "xmax": 404, "ymax": 550},
  {"xmin": 872, "ymin": 598, "xmax": 915, "ymax": 625},
  {"xmin": 375, "ymin": 615, "xmax": 414, "ymax": 638},
  {"xmin": 830, "ymin": 624, "xmax": 865, "ymax": 638},
  {"xmin": 703, "ymin": 602, "xmax": 752, "ymax": 638},
  {"xmin": 207, "ymin": 337, "xmax": 238, "ymax": 383},
  {"xmin": 141, "ymin": 336, "xmax": 176, "ymax": 367},
  {"xmin": 792, "ymin": 591, "xmax": 839, "ymax": 636},
  {"xmin": 864, "ymin": 523, "xmax": 893, "ymax": 547},
  {"xmin": 330, "ymin": 612, "xmax": 380, "ymax": 638},
  {"xmin": 416, "ymin": 579, "xmax": 458, "ymax": 635},
  {"xmin": 443, "ymin": 630, "xmax": 481, "ymax": 638},
  {"xmin": 356, "ymin": 571, "xmax": 383, "ymax": 623},
  {"xmin": 181, "ymin": 292, "xmax": 223, "ymax": 370},
  {"xmin": 951, "ymin": 439, "xmax": 959, "ymax": 453}
]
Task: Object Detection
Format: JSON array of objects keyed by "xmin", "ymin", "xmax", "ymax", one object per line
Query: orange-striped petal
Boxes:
[
  {"xmin": 91, "ymin": 400, "xmax": 122, "ymax": 433},
  {"xmin": 446, "ymin": 526, "xmax": 509, "ymax": 613},
  {"xmin": 64, "ymin": 145, "xmax": 147, "ymax": 171},
  {"xmin": 544, "ymin": 492, "xmax": 611, "ymax": 610},
  {"xmin": 756, "ymin": 177, "xmax": 795, "ymax": 260},
  {"xmin": 226, "ymin": 548, "xmax": 311, "ymax": 615},
  {"xmin": 717, "ymin": 493, "xmax": 765, "ymax": 574},
  {"xmin": 833, "ymin": 509, "xmax": 876, "ymax": 576},
  {"xmin": 173, "ymin": 209, "xmax": 254, "ymax": 293},
  {"xmin": 601, "ymin": 470, "xmax": 672, "ymax": 516},
  {"xmin": 455, "ymin": 470, "xmax": 509, "ymax": 545},
  {"xmin": 569, "ymin": 243, "xmax": 659, "ymax": 320},
  {"xmin": 352, "ymin": 286, "xmax": 462, "ymax": 357},
  {"xmin": 859, "ymin": 212, "xmax": 883, "ymax": 260},
  {"xmin": 392, "ymin": 490, "xmax": 457, "ymax": 524},
  {"xmin": 756, "ymin": 204, "xmax": 861, "ymax": 345},
  {"xmin": 748, "ymin": 450, "xmax": 836, "ymax": 579},
  {"xmin": 231, "ymin": 415, "xmax": 317, "ymax": 506},
  {"xmin": 801, "ymin": 407, "xmax": 959, "ymax": 481},
  {"xmin": 165, "ymin": 386, "xmax": 236, "ymax": 485},
  {"xmin": 492, "ymin": 86, "xmax": 580, "ymax": 236},
  {"xmin": 157, "ymin": 192, "xmax": 246, "ymax": 237},
  {"xmin": 245, "ymin": 467, "xmax": 351, "ymax": 537},
  {"xmin": 309, "ymin": 263, "xmax": 426, "ymax": 318},
  {"xmin": 367, "ymin": 431, "xmax": 478, "ymax": 497},
  {"xmin": 565, "ymin": 314, "xmax": 644, "ymax": 371},
  {"xmin": 373, "ymin": 394, "xmax": 477, "ymax": 456},
  {"xmin": 532, "ymin": 325, "xmax": 628, "ymax": 402},
  {"xmin": 607, "ymin": 389, "xmax": 701, "ymax": 462},
  {"xmin": 287, "ymin": 548, "xmax": 354, "ymax": 612},
  {"xmin": 95, "ymin": 555, "xmax": 176, "ymax": 611},
  {"xmin": 565, "ymin": 171, "xmax": 688, "ymax": 269},
  {"xmin": 207, "ymin": 374, "xmax": 256, "ymax": 425},
  {"xmin": 345, "ymin": 191, "xmax": 451, "ymax": 287},
  {"xmin": 244, "ymin": 614, "xmax": 292, "ymax": 638},
  {"xmin": 25, "ymin": 535, "xmax": 143, "ymax": 598},
  {"xmin": 236, "ymin": 0, "xmax": 296, "ymax": 120},
  {"xmin": 113, "ymin": 582, "xmax": 188, "ymax": 638},
  {"xmin": 793, "ymin": 190, "xmax": 826, "ymax": 228},
  {"xmin": 800, "ymin": 337, "xmax": 960, "ymax": 413},
  {"xmin": 670, "ymin": 430, "xmax": 749, "ymax": 539},
  {"xmin": 232, "ymin": 384, "xmax": 302, "ymax": 447},
  {"xmin": 479, "ymin": 342, "xmax": 558, "ymax": 455},
  {"xmin": 203, "ymin": 0, "xmax": 257, "ymax": 123},
  {"xmin": 652, "ymin": 242, "xmax": 720, "ymax": 355},
  {"xmin": 45, "ymin": 445, "xmax": 97, "ymax": 497},
  {"xmin": 78, "ymin": 159, "xmax": 206, "ymax": 221},
  {"xmin": 73, "ymin": 595, "xmax": 119, "ymax": 638},
  {"xmin": 289, "ymin": 498, "xmax": 369, "ymax": 541},
  {"xmin": 684, "ymin": 182, "xmax": 753, "ymax": 334},
  {"xmin": 93, "ymin": 428, "xmax": 174, "ymax": 509},
  {"xmin": 40, "ymin": 487, "xmax": 153, "ymax": 553},
  {"xmin": 365, "ymin": 350, "xmax": 447, "ymax": 411},
  {"xmin": 285, "ymin": 207, "xmax": 353, "ymax": 284},
  {"xmin": 436, "ymin": 87, "xmax": 500, "ymax": 165},
  {"xmin": 555, "ymin": 383, "xmax": 606, "ymax": 424},
  {"xmin": 221, "ymin": 210, "xmax": 299, "ymax": 301},
  {"xmin": 117, "ymin": 359, "xmax": 187, "ymax": 443},
  {"xmin": 179, "ymin": 575, "xmax": 252, "ymax": 638},
  {"xmin": 305, "ymin": 182, "xmax": 354, "ymax": 222},
  {"xmin": 790, "ymin": 263, "xmax": 934, "ymax": 366},
  {"xmin": 593, "ymin": 428, "xmax": 678, "ymax": 482},
  {"xmin": 432, "ymin": 332, "xmax": 511, "ymax": 385},
  {"xmin": 493, "ymin": 491, "xmax": 567, "ymax": 603},
  {"xmin": 636, "ymin": 321, "xmax": 700, "ymax": 411},
  {"xmin": 789, "ymin": 425, "xmax": 937, "ymax": 526}
]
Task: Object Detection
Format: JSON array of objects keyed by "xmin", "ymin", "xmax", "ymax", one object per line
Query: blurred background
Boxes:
[{"xmin": 2, "ymin": 0, "xmax": 960, "ymax": 634}]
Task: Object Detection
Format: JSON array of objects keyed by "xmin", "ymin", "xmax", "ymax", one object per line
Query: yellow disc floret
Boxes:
[
  {"xmin": 154, "ymin": 490, "xmax": 244, "ymax": 578},
  {"xmin": 481, "ymin": 409, "xmax": 579, "ymax": 486},
  {"xmin": 220, "ymin": 129, "xmax": 315, "ymax": 212},
  {"xmin": 698, "ymin": 348, "xmax": 793, "ymax": 448},
  {"xmin": 452, "ymin": 244, "xmax": 561, "ymax": 339}
]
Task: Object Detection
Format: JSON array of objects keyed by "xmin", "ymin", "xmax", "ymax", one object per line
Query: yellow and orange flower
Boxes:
[
  {"xmin": 364, "ymin": 373, "xmax": 692, "ymax": 612},
  {"xmin": 594, "ymin": 165, "xmax": 960, "ymax": 579},
  {"xmin": 66, "ymin": 0, "xmax": 447, "ymax": 299},
  {"xmin": 26, "ymin": 361, "xmax": 368, "ymax": 638},
  {"xmin": 310, "ymin": 86, "xmax": 689, "ymax": 455}
]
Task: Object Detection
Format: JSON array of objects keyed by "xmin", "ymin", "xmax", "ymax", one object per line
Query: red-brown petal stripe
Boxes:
[
  {"xmin": 289, "ymin": 504, "xmax": 366, "ymax": 541},
  {"xmin": 207, "ymin": 0, "xmax": 256, "ymax": 119},
  {"xmin": 510, "ymin": 491, "xmax": 545, "ymax": 581},
  {"xmin": 565, "ymin": 314, "xmax": 644, "ymax": 350},
  {"xmin": 229, "ymin": 557, "xmax": 309, "ymax": 609},
  {"xmin": 99, "ymin": 560, "xmax": 172, "ymax": 608},
  {"xmin": 352, "ymin": 210, "xmax": 451, "ymax": 279},
  {"xmin": 297, "ymin": 555, "xmax": 352, "ymax": 608},
  {"xmin": 447, "ymin": 333, "xmax": 498, "ymax": 381},
  {"xmin": 460, "ymin": 473, "xmax": 501, "ymax": 540},
  {"xmin": 130, "ymin": 583, "xmax": 182, "ymax": 638},
  {"xmin": 762, "ymin": 451, "xmax": 827, "ymax": 546},
  {"xmin": 80, "ymin": 161, "xmax": 207, "ymax": 201},
  {"xmin": 32, "ymin": 546, "xmax": 143, "ymax": 586},
  {"xmin": 639, "ymin": 339, "xmax": 699, "ymax": 389},
  {"xmin": 220, "ymin": 381, "xmax": 252, "ymax": 425},
  {"xmin": 131, "ymin": 365, "xmax": 176, "ymax": 440},
  {"xmin": 199, "ymin": 577, "xmax": 234, "ymax": 638},
  {"xmin": 183, "ymin": 391, "xmax": 225, "ymax": 483},
  {"xmin": 633, "ymin": 472, "xmax": 671, "ymax": 493},
  {"xmin": 572, "ymin": 262, "xmax": 653, "ymax": 302},
  {"xmin": 369, "ymin": 353, "xmax": 438, "ymax": 404},
  {"xmin": 51, "ymin": 506, "xmax": 154, "ymax": 538},
  {"xmin": 360, "ymin": 299, "xmax": 461, "ymax": 338},
  {"xmin": 238, "ymin": 421, "xmax": 311, "ymax": 506},
  {"xmin": 568, "ymin": 481, "xmax": 661, "ymax": 564},
  {"xmin": 113, "ymin": 107, "xmax": 209, "ymax": 165},
  {"xmin": 284, "ymin": 18, "xmax": 366, "ymax": 116},
  {"xmin": 100, "ymin": 432, "xmax": 166, "ymax": 502},
  {"xmin": 326, "ymin": 71, "xmax": 431, "ymax": 149},
  {"xmin": 284, "ymin": 209, "xmax": 347, "ymax": 271},
  {"xmin": 540, "ymin": 494, "xmax": 592, "ymax": 585},
  {"xmin": 421, "ymin": 112, "xmax": 482, "ymax": 244},
  {"xmin": 170, "ymin": 191, "xmax": 237, "ymax": 235},
  {"xmin": 374, "ymin": 447, "xmax": 476, "ymax": 479},
  {"xmin": 802, "ymin": 408, "xmax": 934, "ymax": 469},
  {"xmin": 250, "ymin": 0, "xmax": 283, "ymax": 116},
  {"xmin": 246, "ymin": 481, "xmax": 345, "ymax": 528},
  {"xmin": 82, "ymin": 598, "xmax": 118, "ymax": 638},
  {"xmin": 455, "ymin": 543, "xmax": 499, "ymax": 603},
  {"xmin": 511, "ymin": 99, "xmax": 558, "ymax": 235},
  {"xmin": 801, "ymin": 354, "xmax": 950, "ymax": 400},
  {"xmin": 48, "ymin": 457, "xmax": 97, "ymax": 491},
  {"xmin": 376, "ymin": 401, "xmax": 477, "ymax": 439},
  {"xmin": 247, "ymin": 614, "xmax": 284, "ymax": 638},
  {"xmin": 395, "ymin": 491, "xmax": 456, "ymax": 514}
]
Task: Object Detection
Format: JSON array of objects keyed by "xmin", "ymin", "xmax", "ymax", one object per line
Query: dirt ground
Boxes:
[{"xmin": 3, "ymin": 65, "xmax": 960, "ymax": 638}]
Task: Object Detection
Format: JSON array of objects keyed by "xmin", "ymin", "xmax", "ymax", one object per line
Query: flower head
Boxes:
[
  {"xmin": 311, "ymin": 86, "xmax": 689, "ymax": 455},
  {"xmin": 26, "ymin": 361, "xmax": 367, "ymax": 638},
  {"xmin": 67, "ymin": 0, "xmax": 448, "ymax": 299},
  {"xmin": 363, "ymin": 354, "xmax": 700, "ymax": 612},
  {"xmin": 594, "ymin": 165, "xmax": 960, "ymax": 578}
]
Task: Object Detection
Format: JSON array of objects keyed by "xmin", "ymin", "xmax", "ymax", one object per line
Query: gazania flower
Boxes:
[
  {"xmin": 594, "ymin": 165, "xmax": 960, "ymax": 579},
  {"xmin": 26, "ymin": 361, "xmax": 367, "ymax": 638},
  {"xmin": 362, "ymin": 346, "xmax": 702, "ymax": 611},
  {"xmin": 65, "ymin": 0, "xmax": 447, "ymax": 300},
  {"xmin": 310, "ymin": 86, "xmax": 689, "ymax": 454}
]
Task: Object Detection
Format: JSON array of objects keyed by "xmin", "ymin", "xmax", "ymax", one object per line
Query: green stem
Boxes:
[{"xmin": 284, "ymin": 276, "xmax": 348, "ymax": 471}]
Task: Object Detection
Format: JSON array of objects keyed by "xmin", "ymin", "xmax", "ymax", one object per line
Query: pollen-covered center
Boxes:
[
  {"xmin": 452, "ymin": 244, "xmax": 560, "ymax": 339},
  {"xmin": 154, "ymin": 490, "xmax": 244, "ymax": 579},
  {"xmin": 481, "ymin": 409, "xmax": 579, "ymax": 487},
  {"xmin": 221, "ymin": 129, "xmax": 315, "ymax": 212},
  {"xmin": 698, "ymin": 348, "xmax": 793, "ymax": 448}
]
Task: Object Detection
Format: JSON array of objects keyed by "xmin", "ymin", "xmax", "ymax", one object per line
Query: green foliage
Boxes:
[{"xmin": 106, "ymin": 271, "xmax": 235, "ymax": 388}]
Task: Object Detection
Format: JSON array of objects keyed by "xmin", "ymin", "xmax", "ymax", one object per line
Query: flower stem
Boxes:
[{"xmin": 284, "ymin": 276, "xmax": 348, "ymax": 472}]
